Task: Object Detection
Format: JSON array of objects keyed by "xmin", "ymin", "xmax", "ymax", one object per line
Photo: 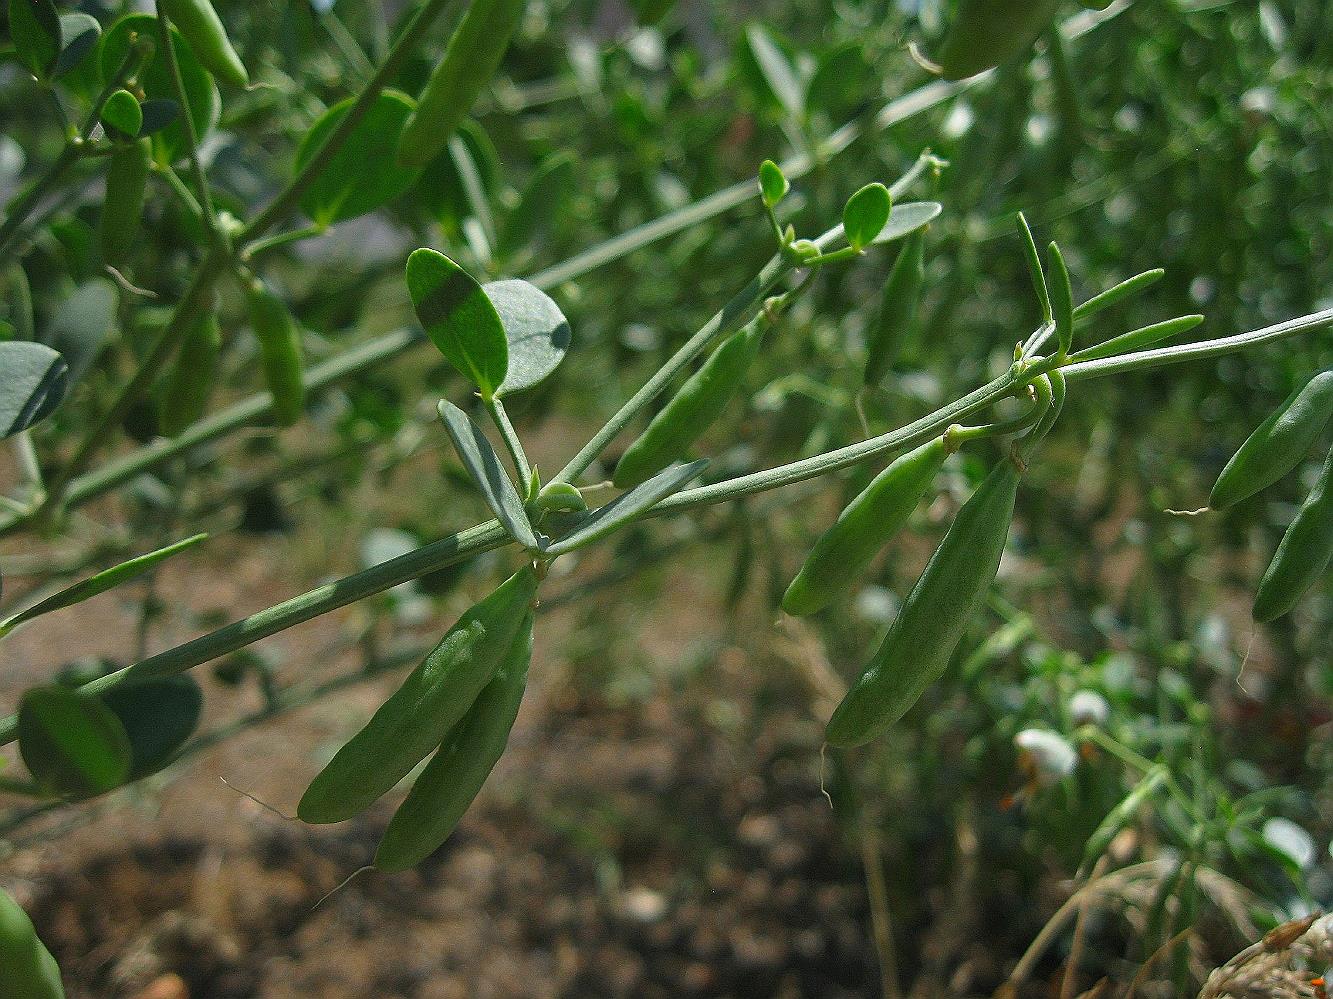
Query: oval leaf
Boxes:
[
  {"xmin": 8, "ymin": 0, "xmax": 61, "ymax": 79},
  {"xmin": 102, "ymin": 676, "xmax": 203, "ymax": 779},
  {"xmin": 54, "ymin": 11, "xmax": 100, "ymax": 77},
  {"xmin": 870, "ymin": 201, "xmax": 944, "ymax": 246},
  {"xmin": 844, "ymin": 183, "xmax": 892, "ymax": 251},
  {"xmin": 545, "ymin": 459, "xmax": 708, "ymax": 556},
  {"xmin": 18, "ymin": 685, "xmax": 131, "ymax": 799},
  {"xmin": 296, "ymin": 90, "xmax": 422, "ymax": 226},
  {"xmin": 100, "ymin": 14, "xmax": 219, "ymax": 165},
  {"xmin": 101, "ymin": 88, "xmax": 143, "ymax": 137},
  {"xmin": 0, "ymin": 340, "xmax": 68, "ymax": 438},
  {"xmin": 406, "ymin": 248, "xmax": 508, "ymax": 398},
  {"xmin": 438, "ymin": 400, "xmax": 538, "ymax": 549},
  {"xmin": 486, "ymin": 279, "xmax": 571, "ymax": 396}
]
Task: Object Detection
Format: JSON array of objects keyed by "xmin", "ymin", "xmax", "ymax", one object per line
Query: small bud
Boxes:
[
  {"xmin": 1015, "ymin": 729, "xmax": 1076, "ymax": 784},
  {"xmin": 1069, "ymin": 690, "xmax": 1110, "ymax": 726}
]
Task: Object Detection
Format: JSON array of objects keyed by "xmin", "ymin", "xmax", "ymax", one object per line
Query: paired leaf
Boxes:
[
  {"xmin": 1047, "ymin": 242, "xmax": 1074, "ymax": 356},
  {"xmin": 0, "ymin": 534, "xmax": 207, "ymax": 638},
  {"xmin": 18, "ymin": 686, "xmax": 131, "ymax": 799},
  {"xmin": 406, "ymin": 248, "xmax": 508, "ymax": 397},
  {"xmin": 485, "ymin": 279, "xmax": 571, "ymax": 396},
  {"xmin": 438, "ymin": 400, "xmax": 539, "ymax": 549},
  {"xmin": 545, "ymin": 459, "xmax": 708, "ymax": 556},
  {"xmin": 1074, "ymin": 268, "xmax": 1166, "ymax": 322},
  {"xmin": 102, "ymin": 676, "xmax": 203, "ymax": 779},
  {"xmin": 844, "ymin": 183, "xmax": 892, "ymax": 251},
  {"xmin": 54, "ymin": 11, "xmax": 101, "ymax": 77},
  {"xmin": 0, "ymin": 340, "xmax": 68, "ymax": 438},
  {"xmin": 101, "ymin": 88, "xmax": 143, "ymax": 137},
  {"xmin": 869, "ymin": 201, "xmax": 943, "ymax": 247},
  {"xmin": 295, "ymin": 90, "xmax": 422, "ymax": 226},
  {"xmin": 9, "ymin": 0, "xmax": 61, "ymax": 79},
  {"xmin": 758, "ymin": 159, "xmax": 789, "ymax": 208}
]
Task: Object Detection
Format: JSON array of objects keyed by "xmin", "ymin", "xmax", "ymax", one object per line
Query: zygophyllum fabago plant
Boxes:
[{"xmin": 1, "ymin": 0, "xmax": 1331, "ymax": 993}]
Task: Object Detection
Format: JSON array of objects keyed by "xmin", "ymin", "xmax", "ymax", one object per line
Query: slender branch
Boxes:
[
  {"xmin": 238, "ymin": 0, "xmax": 458, "ymax": 244},
  {"xmin": 155, "ymin": 5, "xmax": 219, "ymax": 235},
  {"xmin": 486, "ymin": 397, "xmax": 532, "ymax": 487}
]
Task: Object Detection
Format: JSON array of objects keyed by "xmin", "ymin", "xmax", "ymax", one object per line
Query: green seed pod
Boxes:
[
  {"xmin": 158, "ymin": 307, "xmax": 221, "ymax": 437},
  {"xmin": 1210, "ymin": 371, "xmax": 1333, "ymax": 510},
  {"xmin": 158, "ymin": 0, "xmax": 248, "ymax": 88},
  {"xmin": 1252, "ymin": 446, "xmax": 1333, "ymax": 623},
  {"xmin": 243, "ymin": 279, "xmax": 305, "ymax": 427},
  {"xmin": 613, "ymin": 317, "xmax": 765, "ymax": 489},
  {"xmin": 783, "ymin": 437, "xmax": 947, "ymax": 616},
  {"xmin": 298, "ymin": 567, "xmax": 539, "ymax": 824},
  {"xmin": 864, "ymin": 229, "xmax": 925, "ymax": 385},
  {"xmin": 825, "ymin": 457, "xmax": 1021, "ymax": 747},
  {"xmin": 934, "ymin": 0, "xmax": 1059, "ymax": 81},
  {"xmin": 100, "ymin": 138, "xmax": 150, "ymax": 268},
  {"xmin": 0, "ymin": 886, "xmax": 65, "ymax": 999},
  {"xmin": 375, "ymin": 611, "xmax": 533, "ymax": 872},
  {"xmin": 396, "ymin": 0, "xmax": 524, "ymax": 168}
]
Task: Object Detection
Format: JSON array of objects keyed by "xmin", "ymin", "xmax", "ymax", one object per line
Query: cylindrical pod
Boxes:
[
  {"xmin": 934, "ymin": 0, "xmax": 1060, "ymax": 81},
  {"xmin": 782, "ymin": 436, "xmax": 947, "ymax": 616},
  {"xmin": 1252, "ymin": 446, "xmax": 1333, "ymax": 623},
  {"xmin": 100, "ymin": 139, "xmax": 151, "ymax": 268},
  {"xmin": 298, "ymin": 567, "xmax": 539, "ymax": 824},
  {"xmin": 825, "ymin": 457, "xmax": 1021, "ymax": 747},
  {"xmin": 158, "ymin": 0, "xmax": 248, "ymax": 88},
  {"xmin": 864, "ymin": 229, "xmax": 925, "ymax": 385},
  {"xmin": 0, "ymin": 886, "xmax": 65, "ymax": 999},
  {"xmin": 243, "ymin": 279, "xmax": 305, "ymax": 427},
  {"xmin": 396, "ymin": 0, "xmax": 525, "ymax": 168},
  {"xmin": 158, "ymin": 307, "xmax": 222, "ymax": 437},
  {"xmin": 613, "ymin": 317, "xmax": 766, "ymax": 489},
  {"xmin": 1210, "ymin": 371, "xmax": 1333, "ymax": 510},
  {"xmin": 375, "ymin": 611, "xmax": 533, "ymax": 872}
]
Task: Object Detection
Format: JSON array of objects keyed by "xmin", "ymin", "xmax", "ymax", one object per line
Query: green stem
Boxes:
[
  {"xmin": 241, "ymin": 224, "xmax": 326, "ymax": 262},
  {"xmin": 238, "ymin": 0, "xmax": 459, "ymax": 244},
  {"xmin": 485, "ymin": 397, "xmax": 532, "ymax": 487},
  {"xmin": 155, "ymin": 4, "xmax": 219, "ymax": 237}
]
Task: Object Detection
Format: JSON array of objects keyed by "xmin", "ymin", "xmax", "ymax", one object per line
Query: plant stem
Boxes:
[
  {"xmin": 241, "ymin": 224, "xmax": 326, "ymax": 262},
  {"xmin": 156, "ymin": 4, "xmax": 219, "ymax": 236},
  {"xmin": 485, "ymin": 397, "xmax": 531, "ymax": 486},
  {"xmin": 238, "ymin": 0, "xmax": 459, "ymax": 244}
]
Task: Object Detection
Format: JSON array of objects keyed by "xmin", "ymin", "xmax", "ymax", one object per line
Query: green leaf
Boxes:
[
  {"xmin": 18, "ymin": 686, "xmax": 131, "ymax": 799},
  {"xmin": 44, "ymin": 278, "xmax": 116, "ymax": 388},
  {"xmin": 8, "ymin": 0, "xmax": 61, "ymax": 80},
  {"xmin": 438, "ymin": 400, "xmax": 539, "ymax": 549},
  {"xmin": 100, "ymin": 14, "xmax": 219, "ymax": 166},
  {"xmin": 101, "ymin": 676, "xmax": 203, "ymax": 779},
  {"xmin": 758, "ymin": 159, "xmax": 789, "ymax": 209},
  {"xmin": 1047, "ymin": 242, "xmax": 1074, "ymax": 356},
  {"xmin": 498, "ymin": 151, "xmax": 575, "ymax": 257},
  {"xmin": 0, "ymin": 340, "xmax": 67, "ymax": 438},
  {"xmin": 295, "ymin": 90, "xmax": 423, "ymax": 226},
  {"xmin": 100, "ymin": 88, "xmax": 143, "ymax": 137},
  {"xmin": 0, "ymin": 534, "xmax": 207, "ymax": 638},
  {"xmin": 545, "ymin": 459, "xmax": 708, "ymax": 556},
  {"xmin": 406, "ymin": 248, "xmax": 508, "ymax": 398},
  {"xmin": 744, "ymin": 25, "xmax": 805, "ymax": 122},
  {"xmin": 54, "ymin": 11, "xmax": 100, "ymax": 77},
  {"xmin": 844, "ymin": 183, "xmax": 892, "ymax": 251},
  {"xmin": 486, "ymin": 279, "xmax": 571, "ymax": 396},
  {"xmin": 1014, "ymin": 212, "xmax": 1051, "ymax": 322},
  {"xmin": 869, "ymin": 201, "xmax": 942, "ymax": 247},
  {"xmin": 1074, "ymin": 268, "xmax": 1165, "ymax": 322},
  {"xmin": 806, "ymin": 41, "xmax": 875, "ymax": 121}
]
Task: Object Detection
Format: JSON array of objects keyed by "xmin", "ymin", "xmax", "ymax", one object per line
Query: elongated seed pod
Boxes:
[
  {"xmin": 864, "ymin": 229, "xmax": 925, "ymax": 385},
  {"xmin": 1210, "ymin": 371, "xmax": 1333, "ymax": 510},
  {"xmin": 0, "ymin": 886, "xmax": 65, "ymax": 999},
  {"xmin": 375, "ymin": 611, "xmax": 533, "ymax": 871},
  {"xmin": 1252, "ymin": 446, "xmax": 1333, "ymax": 623},
  {"xmin": 783, "ymin": 437, "xmax": 947, "ymax": 616},
  {"xmin": 825, "ymin": 458, "xmax": 1021, "ymax": 747},
  {"xmin": 243, "ymin": 279, "xmax": 305, "ymax": 427},
  {"xmin": 159, "ymin": 0, "xmax": 248, "ymax": 88},
  {"xmin": 298, "ymin": 567, "xmax": 538, "ymax": 824},
  {"xmin": 396, "ymin": 0, "xmax": 524, "ymax": 168},
  {"xmin": 934, "ymin": 0, "xmax": 1059, "ymax": 81},
  {"xmin": 613, "ymin": 317, "xmax": 765, "ymax": 489},
  {"xmin": 100, "ymin": 139, "xmax": 150, "ymax": 268},
  {"xmin": 158, "ymin": 308, "xmax": 221, "ymax": 437}
]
